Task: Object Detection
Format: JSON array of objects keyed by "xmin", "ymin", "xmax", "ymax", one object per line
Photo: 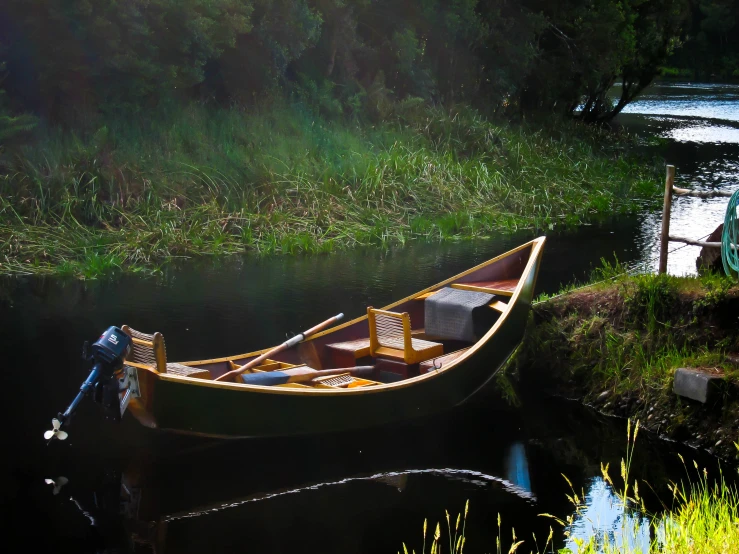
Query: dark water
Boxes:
[{"xmin": 4, "ymin": 82, "xmax": 739, "ymax": 553}]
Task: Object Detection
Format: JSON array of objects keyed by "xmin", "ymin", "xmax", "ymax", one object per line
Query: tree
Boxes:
[
  {"xmin": 513, "ymin": 0, "xmax": 689, "ymax": 122},
  {"xmin": 0, "ymin": 63, "xmax": 37, "ymax": 149}
]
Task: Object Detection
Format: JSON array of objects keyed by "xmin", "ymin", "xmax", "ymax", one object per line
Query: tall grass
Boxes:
[
  {"xmin": 523, "ymin": 264, "xmax": 739, "ymax": 397},
  {"xmin": 0, "ymin": 101, "xmax": 661, "ymax": 277},
  {"xmin": 404, "ymin": 422, "xmax": 739, "ymax": 554},
  {"xmin": 657, "ymin": 456, "xmax": 739, "ymax": 553}
]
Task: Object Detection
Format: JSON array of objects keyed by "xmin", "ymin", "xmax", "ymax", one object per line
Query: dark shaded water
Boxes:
[{"xmin": 4, "ymin": 82, "xmax": 739, "ymax": 553}]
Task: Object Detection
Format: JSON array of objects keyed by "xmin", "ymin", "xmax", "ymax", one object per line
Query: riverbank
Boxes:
[
  {"xmin": 517, "ymin": 269, "xmax": 739, "ymax": 461},
  {"xmin": 0, "ymin": 103, "xmax": 661, "ymax": 278}
]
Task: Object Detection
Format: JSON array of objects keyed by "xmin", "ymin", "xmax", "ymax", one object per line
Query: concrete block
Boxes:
[{"xmin": 673, "ymin": 368, "xmax": 724, "ymax": 404}]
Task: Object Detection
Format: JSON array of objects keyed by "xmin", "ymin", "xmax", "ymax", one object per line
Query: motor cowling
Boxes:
[
  {"xmin": 90, "ymin": 327, "xmax": 132, "ymax": 422},
  {"xmin": 90, "ymin": 327, "xmax": 132, "ymax": 371}
]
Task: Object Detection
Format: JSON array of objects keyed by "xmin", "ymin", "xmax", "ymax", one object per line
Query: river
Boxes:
[
  {"xmin": 616, "ymin": 81, "xmax": 739, "ymax": 274},
  {"xmin": 3, "ymin": 81, "xmax": 738, "ymax": 553}
]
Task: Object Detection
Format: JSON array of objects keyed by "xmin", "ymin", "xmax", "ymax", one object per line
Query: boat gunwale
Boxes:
[{"xmin": 153, "ymin": 237, "xmax": 546, "ymax": 396}]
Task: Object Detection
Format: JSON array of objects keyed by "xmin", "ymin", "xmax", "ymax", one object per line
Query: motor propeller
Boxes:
[
  {"xmin": 44, "ymin": 476, "xmax": 69, "ymax": 495},
  {"xmin": 44, "ymin": 418, "xmax": 68, "ymax": 441}
]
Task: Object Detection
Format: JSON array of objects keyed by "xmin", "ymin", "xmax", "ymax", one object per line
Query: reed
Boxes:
[
  {"xmin": 403, "ymin": 423, "xmax": 739, "ymax": 554},
  {"xmin": 524, "ymin": 264, "xmax": 739, "ymax": 398},
  {"xmin": 0, "ymin": 102, "xmax": 660, "ymax": 277}
]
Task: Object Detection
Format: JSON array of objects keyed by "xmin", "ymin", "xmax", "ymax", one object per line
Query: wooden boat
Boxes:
[{"xmin": 121, "ymin": 237, "xmax": 546, "ymax": 438}]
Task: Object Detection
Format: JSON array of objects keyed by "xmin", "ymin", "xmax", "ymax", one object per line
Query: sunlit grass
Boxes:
[
  {"xmin": 525, "ymin": 261, "xmax": 739, "ymax": 396},
  {"xmin": 0, "ymin": 101, "xmax": 661, "ymax": 278}
]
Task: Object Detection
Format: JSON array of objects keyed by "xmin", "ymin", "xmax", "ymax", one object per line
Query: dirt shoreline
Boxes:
[{"xmin": 516, "ymin": 274, "xmax": 739, "ymax": 460}]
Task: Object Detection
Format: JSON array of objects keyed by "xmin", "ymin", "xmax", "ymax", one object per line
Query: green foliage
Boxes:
[
  {"xmin": 0, "ymin": 102, "xmax": 659, "ymax": 277},
  {"xmin": 523, "ymin": 271, "xmax": 739, "ymax": 398},
  {"xmin": 624, "ymin": 274, "xmax": 679, "ymax": 334},
  {"xmin": 668, "ymin": 0, "xmax": 739, "ymax": 80},
  {"xmin": 517, "ymin": 0, "xmax": 690, "ymax": 122},
  {"xmin": 0, "ymin": 63, "xmax": 36, "ymax": 146},
  {"xmin": 0, "ymin": 100, "xmax": 36, "ymax": 145},
  {"xmin": 0, "ymin": 0, "xmax": 692, "ymax": 122}
]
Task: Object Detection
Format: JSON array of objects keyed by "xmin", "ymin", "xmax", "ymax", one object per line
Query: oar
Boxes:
[
  {"xmin": 214, "ymin": 313, "xmax": 344, "ymax": 382},
  {"xmin": 240, "ymin": 365, "xmax": 375, "ymax": 386}
]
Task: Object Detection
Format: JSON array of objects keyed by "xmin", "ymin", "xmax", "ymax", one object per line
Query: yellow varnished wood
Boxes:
[
  {"xmin": 415, "ymin": 291, "xmax": 439, "ymax": 300},
  {"xmin": 297, "ymin": 341, "xmax": 324, "ymax": 370},
  {"xmin": 132, "ymin": 238, "xmax": 546, "ymax": 403},
  {"xmin": 227, "ymin": 359, "xmax": 299, "ymax": 376},
  {"xmin": 169, "ymin": 239, "xmax": 538, "ymax": 371},
  {"xmin": 324, "ymin": 338, "xmax": 372, "ymax": 358},
  {"xmin": 124, "ymin": 360, "xmax": 158, "ymax": 373},
  {"xmin": 489, "ymin": 300, "xmax": 508, "ymax": 313},
  {"xmin": 131, "ymin": 337, "xmax": 155, "ymax": 347},
  {"xmin": 347, "ymin": 377, "xmax": 382, "ymax": 387},
  {"xmin": 367, "ymin": 308, "xmax": 443, "ymax": 364},
  {"xmin": 451, "ymin": 283, "xmax": 514, "ymax": 296},
  {"xmin": 251, "ymin": 361, "xmax": 282, "ymax": 372},
  {"xmin": 153, "ymin": 333, "xmax": 167, "ymax": 373}
]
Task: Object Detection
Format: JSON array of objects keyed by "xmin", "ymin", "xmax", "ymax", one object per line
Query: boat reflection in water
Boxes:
[
  {"xmin": 41, "ymin": 397, "xmax": 698, "ymax": 554},
  {"xmin": 51, "ymin": 440, "xmax": 539, "ymax": 554},
  {"xmin": 124, "ymin": 467, "xmax": 535, "ymax": 553}
]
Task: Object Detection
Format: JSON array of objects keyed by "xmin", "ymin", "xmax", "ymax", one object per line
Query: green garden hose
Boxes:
[{"xmin": 721, "ymin": 189, "xmax": 739, "ymax": 278}]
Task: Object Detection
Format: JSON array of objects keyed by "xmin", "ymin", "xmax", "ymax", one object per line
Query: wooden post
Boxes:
[{"xmin": 658, "ymin": 165, "xmax": 676, "ymax": 274}]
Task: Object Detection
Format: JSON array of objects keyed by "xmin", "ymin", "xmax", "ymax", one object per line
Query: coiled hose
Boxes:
[{"xmin": 721, "ymin": 189, "xmax": 739, "ymax": 277}]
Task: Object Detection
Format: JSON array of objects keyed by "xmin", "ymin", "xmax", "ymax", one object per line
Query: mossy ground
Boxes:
[{"xmin": 517, "ymin": 270, "xmax": 739, "ymax": 460}]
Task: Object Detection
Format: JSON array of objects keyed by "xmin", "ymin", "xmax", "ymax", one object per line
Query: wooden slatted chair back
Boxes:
[
  {"xmin": 120, "ymin": 326, "xmax": 212, "ymax": 379},
  {"xmin": 121, "ymin": 325, "xmax": 167, "ymax": 372},
  {"xmin": 366, "ymin": 307, "xmax": 443, "ymax": 364}
]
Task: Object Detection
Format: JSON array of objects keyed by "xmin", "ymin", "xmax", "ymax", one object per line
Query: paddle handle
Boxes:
[{"xmin": 214, "ymin": 313, "xmax": 344, "ymax": 382}]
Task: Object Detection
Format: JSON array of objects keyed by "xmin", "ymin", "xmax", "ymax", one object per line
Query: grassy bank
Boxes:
[
  {"xmin": 0, "ymin": 102, "xmax": 660, "ymax": 278},
  {"xmin": 517, "ymin": 267, "xmax": 739, "ymax": 460}
]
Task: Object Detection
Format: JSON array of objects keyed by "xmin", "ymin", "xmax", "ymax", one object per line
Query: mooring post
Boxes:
[{"xmin": 658, "ymin": 165, "xmax": 676, "ymax": 274}]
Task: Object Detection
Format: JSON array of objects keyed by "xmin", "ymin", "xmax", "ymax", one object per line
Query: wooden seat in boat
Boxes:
[
  {"xmin": 325, "ymin": 337, "xmax": 372, "ymax": 358},
  {"xmin": 366, "ymin": 307, "xmax": 443, "ymax": 364},
  {"xmin": 121, "ymin": 326, "xmax": 211, "ymax": 379},
  {"xmin": 450, "ymin": 279, "xmax": 518, "ymax": 297},
  {"xmin": 324, "ymin": 337, "xmax": 372, "ymax": 367}
]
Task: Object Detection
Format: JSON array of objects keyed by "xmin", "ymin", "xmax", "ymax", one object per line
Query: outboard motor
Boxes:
[{"xmin": 46, "ymin": 327, "xmax": 132, "ymax": 442}]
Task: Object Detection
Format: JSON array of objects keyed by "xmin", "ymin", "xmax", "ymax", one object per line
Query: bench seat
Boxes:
[
  {"xmin": 165, "ymin": 362, "xmax": 212, "ymax": 379},
  {"xmin": 450, "ymin": 279, "xmax": 518, "ymax": 297}
]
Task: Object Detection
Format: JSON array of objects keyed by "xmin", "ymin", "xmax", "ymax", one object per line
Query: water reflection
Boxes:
[
  {"xmin": 20, "ymin": 396, "xmax": 729, "ymax": 554},
  {"xmin": 614, "ymin": 82, "xmax": 739, "ymax": 275},
  {"xmin": 619, "ymin": 82, "xmax": 739, "ymax": 123},
  {"xmin": 505, "ymin": 442, "xmax": 532, "ymax": 495},
  {"xmin": 565, "ymin": 478, "xmax": 651, "ymax": 553}
]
